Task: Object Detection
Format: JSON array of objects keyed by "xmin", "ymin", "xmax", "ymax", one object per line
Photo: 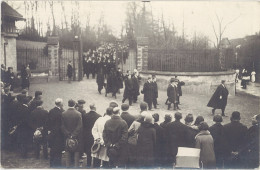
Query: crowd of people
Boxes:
[{"xmin": 1, "ymin": 83, "xmax": 259, "ymax": 169}]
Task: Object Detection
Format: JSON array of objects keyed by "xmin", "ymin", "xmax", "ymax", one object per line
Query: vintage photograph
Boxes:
[{"xmin": 1, "ymin": 0, "xmax": 260, "ymax": 169}]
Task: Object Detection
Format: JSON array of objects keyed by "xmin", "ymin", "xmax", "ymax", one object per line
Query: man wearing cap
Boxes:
[
  {"xmin": 30, "ymin": 100, "xmax": 48, "ymax": 159},
  {"xmin": 165, "ymin": 112, "xmax": 189, "ymax": 166},
  {"xmin": 122, "ymin": 73, "xmax": 133, "ymax": 106},
  {"xmin": 109, "ymin": 101, "xmax": 119, "ymax": 109},
  {"xmin": 120, "ymin": 103, "xmax": 135, "ymax": 128},
  {"xmin": 82, "ymin": 103, "xmax": 101, "ymax": 168},
  {"xmin": 77, "ymin": 100, "xmax": 86, "ymax": 116},
  {"xmin": 61, "ymin": 99, "xmax": 83, "ymax": 168},
  {"xmin": 48, "ymin": 98, "xmax": 65, "ymax": 168},
  {"xmin": 141, "ymin": 75, "xmax": 155, "ymax": 110},
  {"xmin": 209, "ymin": 115, "xmax": 226, "ymax": 168},
  {"xmin": 223, "ymin": 111, "xmax": 247, "ymax": 168},
  {"xmin": 167, "ymin": 78, "xmax": 179, "ymax": 110},
  {"xmin": 207, "ymin": 80, "xmax": 229, "ymax": 116},
  {"xmin": 103, "ymin": 107, "xmax": 128, "ymax": 168}
]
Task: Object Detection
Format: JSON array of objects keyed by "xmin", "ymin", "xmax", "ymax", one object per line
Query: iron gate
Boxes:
[{"xmin": 58, "ymin": 47, "xmax": 80, "ymax": 81}]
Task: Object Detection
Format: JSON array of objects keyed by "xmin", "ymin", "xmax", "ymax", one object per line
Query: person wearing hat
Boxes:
[
  {"xmin": 77, "ymin": 99, "xmax": 86, "ymax": 116},
  {"xmin": 195, "ymin": 122, "xmax": 216, "ymax": 169},
  {"xmin": 109, "ymin": 101, "xmax": 118, "ymax": 108},
  {"xmin": 223, "ymin": 111, "xmax": 247, "ymax": 168},
  {"xmin": 5, "ymin": 67, "xmax": 15, "ymax": 91},
  {"xmin": 16, "ymin": 94, "xmax": 33, "ymax": 158},
  {"xmin": 122, "ymin": 73, "xmax": 134, "ymax": 106},
  {"xmin": 47, "ymin": 98, "xmax": 65, "ymax": 168},
  {"xmin": 141, "ymin": 75, "xmax": 155, "ymax": 110},
  {"xmin": 30, "ymin": 100, "xmax": 48, "ymax": 159},
  {"xmin": 152, "ymin": 113, "xmax": 164, "ymax": 167},
  {"xmin": 96, "ymin": 65, "xmax": 105, "ymax": 94},
  {"xmin": 244, "ymin": 114, "xmax": 260, "ymax": 168},
  {"xmin": 165, "ymin": 112, "xmax": 188, "ymax": 166},
  {"xmin": 29, "ymin": 91, "xmax": 43, "ymax": 112},
  {"xmin": 82, "ymin": 103, "xmax": 101, "ymax": 168},
  {"xmin": 103, "ymin": 107, "xmax": 128, "ymax": 168},
  {"xmin": 207, "ymin": 80, "xmax": 229, "ymax": 116},
  {"xmin": 67, "ymin": 61, "xmax": 73, "ymax": 83},
  {"xmin": 136, "ymin": 114, "xmax": 156, "ymax": 168},
  {"xmin": 131, "ymin": 69, "xmax": 141, "ymax": 103},
  {"xmin": 151, "ymin": 74, "xmax": 159, "ymax": 109},
  {"xmin": 120, "ymin": 103, "xmax": 135, "ymax": 128},
  {"xmin": 21, "ymin": 64, "xmax": 30, "ymax": 90},
  {"xmin": 175, "ymin": 76, "xmax": 185, "ymax": 105},
  {"xmin": 167, "ymin": 78, "xmax": 179, "ymax": 110},
  {"xmin": 209, "ymin": 115, "xmax": 226, "ymax": 168}
]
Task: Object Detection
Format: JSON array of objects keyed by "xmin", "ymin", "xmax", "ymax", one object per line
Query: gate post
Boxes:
[
  {"xmin": 136, "ymin": 37, "xmax": 149, "ymax": 72},
  {"xmin": 47, "ymin": 36, "xmax": 59, "ymax": 82},
  {"xmin": 78, "ymin": 36, "xmax": 83, "ymax": 81}
]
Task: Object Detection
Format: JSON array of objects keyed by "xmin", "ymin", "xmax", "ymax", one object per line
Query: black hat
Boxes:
[
  {"xmin": 231, "ymin": 111, "xmax": 240, "ymax": 121},
  {"xmin": 121, "ymin": 103, "xmax": 129, "ymax": 111},
  {"xmin": 109, "ymin": 101, "xmax": 118, "ymax": 108},
  {"xmin": 152, "ymin": 113, "xmax": 159, "ymax": 122},
  {"xmin": 213, "ymin": 114, "xmax": 223, "ymax": 123},
  {"xmin": 78, "ymin": 99, "xmax": 86, "ymax": 105}
]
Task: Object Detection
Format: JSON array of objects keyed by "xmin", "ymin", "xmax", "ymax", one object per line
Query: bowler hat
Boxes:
[
  {"xmin": 109, "ymin": 101, "xmax": 118, "ymax": 108},
  {"xmin": 78, "ymin": 99, "xmax": 86, "ymax": 105}
]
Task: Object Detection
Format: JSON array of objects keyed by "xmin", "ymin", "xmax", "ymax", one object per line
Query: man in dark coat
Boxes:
[
  {"xmin": 223, "ymin": 111, "xmax": 247, "ymax": 168},
  {"xmin": 122, "ymin": 74, "xmax": 133, "ymax": 106},
  {"xmin": 29, "ymin": 91, "xmax": 43, "ymax": 112},
  {"xmin": 1, "ymin": 64, "xmax": 7, "ymax": 83},
  {"xmin": 16, "ymin": 95, "xmax": 34, "ymax": 158},
  {"xmin": 141, "ymin": 76, "xmax": 154, "ymax": 110},
  {"xmin": 209, "ymin": 115, "xmax": 227, "ymax": 168},
  {"xmin": 207, "ymin": 80, "xmax": 229, "ymax": 116},
  {"xmin": 86, "ymin": 58, "xmax": 92, "ymax": 79},
  {"xmin": 91, "ymin": 59, "xmax": 96, "ymax": 79},
  {"xmin": 243, "ymin": 114, "xmax": 260, "ymax": 168},
  {"xmin": 131, "ymin": 69, "xmax": 141, "ymax": 103},
  {"xmin": 103, "ymin": 107, "xmax": 128, "ymax": 168},
  {"xmin": 5, "ymin": 67, "xmax": 15, "ymax": 91},
  {"xmin": 106, "ymin": 68, "xmax": 118, "ymax": 98},
  {"xmin": 47, "ymin": 98, "xmax": 65, "ymax": 168},
  {"xmin": 67, "ymin": 61, "xmax": 73, "ymax": 83},
  {"xmin": 82, "ymin": 103, "xmax": 101, "ymax": 168},
  {"xmin": 120, "ymin": 103, "xmax": 135, "ymax": 128},
  {"xmin": 175, "ymin": 76, "xmax": 185, "ymax": 105},
  {"xmin": 116, "ymin": 68, "xmax": 124, "ymax": 91},
  {"xmin": 30, "ymin": 100, "xmax": 48, "ymax": 159},
  {"xmin": 167, "ymin": 78, "xmax": 179, "ymax": 110},
  {"xmin": 166, "ymin": 112, "xmax": 188, "ymax": 165},
  {"xmin": 137, "ymin": 114, "xmax": 156, "ymax": 168},
  {"xmin": 184, "ymin": 114, "xmax": 197, "ymax": 148},
  {"xmin": 21, "ymin": 65, "xmax": 30, "ymax": 89},
  {"xmin": 96, "ymin": 66, "xmax": 105, "ymax": 94},
  {"xmin": 61, "ymin": 99, "xmax": 83, "ymax": 168},
  {"xmin": 152, "ymin": 74, "xmax": 159, "ymax": 109},
  {"xmin": 152, "ymin": 113, "xmax": 164, "ymax": 167}
]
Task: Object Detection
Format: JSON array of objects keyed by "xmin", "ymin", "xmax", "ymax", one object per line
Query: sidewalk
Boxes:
[{"xmin": 236, "ymin": 80, "xmax": 260, "ymax": 98}]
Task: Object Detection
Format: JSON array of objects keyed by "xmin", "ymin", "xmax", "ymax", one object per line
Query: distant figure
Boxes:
[
  {"xmin": 251, "ymin": 70, "xmax": 256, "ymax": 83},
  {"xmin": 1, "ymin": 64, "xmax": 7, "ymax": 83},
  {"xmin": 241, "ymin": 69, "xmax": 249, "ymax": 89},
  {"xmin": 6, "ymin": 67, "xmax": 15, "ymax": 91},
  {"xmin": 67, "ymin": 61, "xmax": 73, "ymax": 83},
  {"xmin": 207, "ymin": 80, "xmax": 229, "ymax": 117},
  {"xmin": 21, "ymin": 65, "xmax": 30, "ymax": 90},
  {"xmin": 141, "ymin": 75, "xmax": 154, "ymax": 110},
  {"xmin": 175, "ymin": 76, "xmax": 185, "ymax": 105},
  {"xmin": 167, "ymin": 78, "xmax": 179, "ymax": 110}
]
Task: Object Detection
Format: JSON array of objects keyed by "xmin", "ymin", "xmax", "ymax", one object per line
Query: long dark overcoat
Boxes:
[
  {"xmin": 67, "ymin": 64, "xmax": 73, "ymax": 78},
  {"xmin": 137, "ymin": 122, "xmax": 156, "ymax": 168},
  {"xmin": 153, "ymin": 123, "xmax": 164, "ymax": 166},
  {"xmin": 106, "ymin": 71, "xmax": 118, "ymax": 94},
  {"xmin": 132, "ymin": 76, "xmax": 140, "ymax": 97},
  {"xmin": 165, "ymin": 120, "xmax": 188, "ymax": 162},
  {"xmin": 120, "ymin": 112, "xmax": 135, "ymax": 128},
  {"xmin": 61, "ymin": 108, "xmax": 83, "ymax": 152},
  {"xmin": 167, "ymin": 84, "xmax": 178, "ymax": 103},
  {"xmin": 123, "ymin": 77, "xmax": 133, "ymax": 99},
  {"xmin": 103, "ymin": 115, "xmax": 128, "ymax": 167},
  {"xmin": 117, "ymin": 71, "xmax": 124, "ymax": 89},
  {"xmin": 207, "ymin": 84, "xmax": 229, "ymax": 109},
  {"xmin": 96, "ymin": 69, "xmax": 105, "ymax": 89},
  {"xmin": 142, "ymin": 81, "xmax": 154, "ymax": 104},
  {"xmin": 47, "ymin": 107, "xmax": 65, "ymax": 152}
]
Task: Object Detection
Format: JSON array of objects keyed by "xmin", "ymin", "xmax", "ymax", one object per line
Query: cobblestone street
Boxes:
[{"xmin": 1, "ymin": 78, "xmax": 259, "ymax": 168}]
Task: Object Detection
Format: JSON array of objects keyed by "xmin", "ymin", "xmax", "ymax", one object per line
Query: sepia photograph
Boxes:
[{"xmin": 1, "ymin": 0, "xmax": 260, "ymax": 169}]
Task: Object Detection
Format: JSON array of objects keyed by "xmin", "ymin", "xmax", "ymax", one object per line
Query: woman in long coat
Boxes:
[
  {"xmin": 137, "ymin": 114, "xmax": 156, "ymax": 168},
  {"xmin": 195, "ymin": 122, "xmax": 216, "ymax": 169}
]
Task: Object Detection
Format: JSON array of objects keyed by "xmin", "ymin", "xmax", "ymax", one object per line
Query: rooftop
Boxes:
[{"xmin": 1, "ymin": 1, "xmax": 25, "ymax": 21}]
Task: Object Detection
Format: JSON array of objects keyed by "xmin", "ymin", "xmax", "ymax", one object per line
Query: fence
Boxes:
[
  {"xmin": 148, "ymin": 48, "xmax": 235, "ymax": 72},
  {"xmin": 17, "ymin": 48, "xmax": 48, "ymax": 72}
]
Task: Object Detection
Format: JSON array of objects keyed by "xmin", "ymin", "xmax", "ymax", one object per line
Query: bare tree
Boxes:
[{"xmin": 49, "ymin": 1, "xmax": 56, "ymax": 36}]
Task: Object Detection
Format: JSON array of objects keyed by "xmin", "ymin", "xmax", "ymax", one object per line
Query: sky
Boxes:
[{"xmin": 11, "ymin": 1, "xmax": 260, "ymax": 43}]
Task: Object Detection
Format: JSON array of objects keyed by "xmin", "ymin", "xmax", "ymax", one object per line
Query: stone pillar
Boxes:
[
  {"xmin": 136, "ymin": 37, "xmax": 149, "ymax": 71},
  {"xmin": 47, "ymin": 36, "xmax": 59, "ymax": 81}
]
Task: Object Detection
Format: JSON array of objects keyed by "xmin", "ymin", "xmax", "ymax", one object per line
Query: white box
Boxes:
[{"xmin": 175, "ymin": 147, "xmax": 200, "ymax": 169}]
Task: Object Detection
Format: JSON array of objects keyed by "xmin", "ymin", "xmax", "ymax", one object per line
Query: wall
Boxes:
[
  {"xmin": 1, "ymin": 36, "xmax": 17, "ymax": 72},
  {"xmin": 140, "ymin": 71, "xmax": 236, "ymax": 96}
]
